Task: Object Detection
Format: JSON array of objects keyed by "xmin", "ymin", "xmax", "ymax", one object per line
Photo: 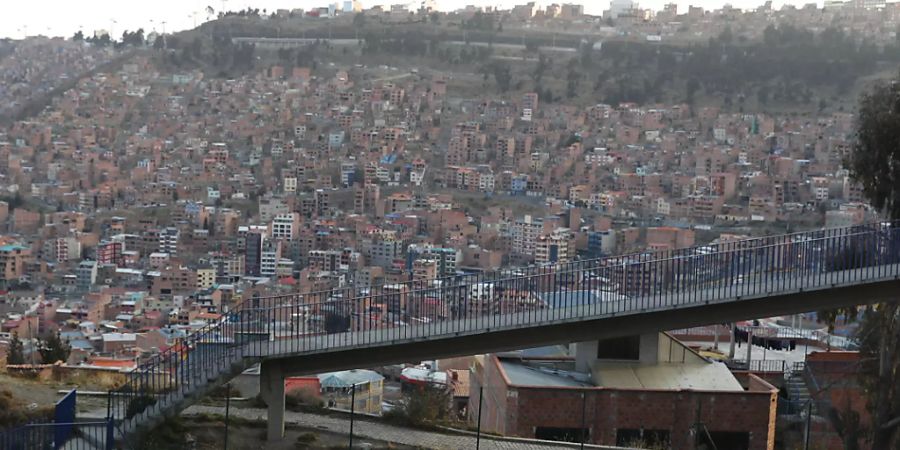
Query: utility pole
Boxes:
[
  {"xmin": 348, "ymin": 383, "xmax": 357, "ymax": 449},
  {"xmin": 579, "ymin": 392, "xmax": 587, "ymax": 449},
  {"xmin": 28, "ymin": 319, "xmax": 35, "ymax": 366},
  {"xmin": 694, "ymin": 399, "xmax": 702, "ymax": 450},
  {"xmin": 745, "ymin": 327, "xmax": 753, "ymax": 369},
  {"xmin": 730, "ymin": 323, "xmax": 739, "ymax": 356},
  {"xmin": 224, "ymin": 383, "xmax": 231, "ymax": 450}
]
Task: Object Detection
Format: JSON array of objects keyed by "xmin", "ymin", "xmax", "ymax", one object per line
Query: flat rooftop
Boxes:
[
  {"xmin": 500, "ymin": 359, "xmax": 592, "ymax": 388},
  {"xmin": 591, "ymin": 361, "xmax": 743, "ymax": 391}
]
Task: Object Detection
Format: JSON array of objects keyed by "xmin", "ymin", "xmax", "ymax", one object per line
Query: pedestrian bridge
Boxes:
[{"xmin": 107, "ymin": 224, "xmax": 900, "ymax": 445}]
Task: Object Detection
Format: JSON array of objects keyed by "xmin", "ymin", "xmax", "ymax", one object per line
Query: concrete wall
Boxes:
[
  {"xmin": 469, "ymin": 355, "xmax": 516, "ymax": 437},
  {"xmin": 230, "ymin": 372, "xmax": 261, "ymax": 398}
]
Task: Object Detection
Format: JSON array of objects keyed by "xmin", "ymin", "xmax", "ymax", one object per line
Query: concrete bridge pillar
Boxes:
[{"xmin": 260, "ymin": 360, "xmax": 285, "ymax": 441}]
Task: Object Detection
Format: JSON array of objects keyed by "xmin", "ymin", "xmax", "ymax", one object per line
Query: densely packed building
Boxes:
[{"xmin": 0, "ymin": 5, "xmax": 890, "ymax": 447}]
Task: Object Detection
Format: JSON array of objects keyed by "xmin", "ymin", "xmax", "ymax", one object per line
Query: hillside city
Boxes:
[{"xmin": 1, "ymin": 0, "xmax": 899, "ymax": 449}]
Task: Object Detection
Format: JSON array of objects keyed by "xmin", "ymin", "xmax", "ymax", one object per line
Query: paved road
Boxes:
[{"xmin": 183, "ymin": 405, "xmax": 614, "ymax": 450}]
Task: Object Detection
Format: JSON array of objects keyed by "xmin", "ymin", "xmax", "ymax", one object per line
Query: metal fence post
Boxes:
[
  {"xmin": 580, "ymin": 391, "xmax": 587, "ymax": 450},
  {"xmin": 804, "ymin": 401, "xmax": 812, "ymax": 450},
  {"xmin": 106, "ymin": 419, "xmax": 115, "ymax": 450},
  {"xmin": 476, "ymin": 385, "xmax": 484, "ymax": 450}
]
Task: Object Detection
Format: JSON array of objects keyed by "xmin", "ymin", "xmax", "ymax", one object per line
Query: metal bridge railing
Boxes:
[{"xmin": 106, "ymin": 223, "xmax": 900, "ymax": 441}]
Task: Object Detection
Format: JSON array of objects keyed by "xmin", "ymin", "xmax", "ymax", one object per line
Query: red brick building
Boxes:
[
  {"xmin": 470, "ymin": 333, "xmax": 778, "ymax": 449},
  {"xmin": 803, "ymin": 351, "xmax": 870, "ymax": 450}
]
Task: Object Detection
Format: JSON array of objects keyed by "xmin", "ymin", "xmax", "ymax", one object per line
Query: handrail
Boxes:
[{"xmin": 105, "ymin": 222, "xmax": 900, "ymax": 443}]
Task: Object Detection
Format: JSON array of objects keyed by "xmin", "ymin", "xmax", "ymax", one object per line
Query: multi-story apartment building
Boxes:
[
  {"xmin": 260, "ymin": 239, "xmax": 282, "ymax": 277},
  {"xmin": 97, "ymin": 240, "xmax": 125, "ymax": 267},
  {"xmin": 535, "ymin": 228, "xmax": 574, "ymax": 265},
  {"xmin": 308, "ymin": 248, "xmax": 359, "ymax": 272},
  {"xmin": 159, "ymin": 227, "xmax": 180, "ymax": 257},
  {"xmin": 407, "ymin": 245, "xmax": 461, "ymax": 278},
  {"xmin": 364, "ymin": 238, "xmax": 404, "ymax": 268},
  {"xmin": 244, "ymin": 231, "xmax": 264, "ymax": 277},
  {"xmin": 0, "ymin": 244, "xmax": 30, "ymax": 285},
  {"xmin": 270, "ymin": 213, "xmax": 301, "ymax": 242},
  {"xmin": 510, "ymin": 215, "xmax": 544, "ymax": 257},
  {"xmin": 76, "ymin": 260, "xmax": 98, "ymax": 291}
]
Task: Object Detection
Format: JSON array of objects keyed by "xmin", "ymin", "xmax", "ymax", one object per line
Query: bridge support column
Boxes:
[
  {"xmin": 260, "ymin": 360, "xmax": 285, "ymax": 441},
  {"xmin": 574, "ymin": 341, "xmax": 598, "ymax": 373}
]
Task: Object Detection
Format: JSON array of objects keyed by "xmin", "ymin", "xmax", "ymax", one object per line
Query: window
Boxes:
[
  {"xmin": 535, "ymin": 427, "xmax": 589, "ymax": 443},
  {"xmin": 596, "ymin": 335, "xmax": 641, "ymax": 360}
]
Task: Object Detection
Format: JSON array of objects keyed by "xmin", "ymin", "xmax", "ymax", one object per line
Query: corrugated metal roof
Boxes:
[{"xmin": 318, "ymin": 369, "xmax": 383, "ymax": 388}]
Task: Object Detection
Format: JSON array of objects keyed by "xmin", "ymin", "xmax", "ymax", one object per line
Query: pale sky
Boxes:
[{"xmin": 2, "ymin": 0, "xmax": 813, "ymax": 40}]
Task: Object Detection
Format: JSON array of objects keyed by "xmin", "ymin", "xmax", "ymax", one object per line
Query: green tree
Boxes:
[
  {"xmin": 353, "ymin": 12, "xmax": 366, "ymax": 28},
  {"xmin": 854, "ymin": 305, "xmax": 900, "ymax": 449},
  {"xmin": 96, "ymin": 33, "xmax": 111, "ymax": 47},
  {"xmin": 566, "ymin": 61, "xmax": 581, "ymax": 98},
  {"xmin": 579, "ymin": 41, "xmax": 594, "ymax": 67},
  {"xmin": 840, "ymin": 72, "xmax": 900, "ymax": 448},
  {"xmin": 384, "ymin": 383, "xmax": 451, "ymax": 427},
  {"xmin": 490, "ymin": 61, "xmax": 512, "ymax": 93},
  {"xmin": 686, "ymin": 78, "xmax": 701, "ymax": 104},
  {"xmin": 718, "ymin": 26, "xmax": 734, "ymax": 45},
  {"xmin": 125, "ymin": 395, "xmax": 157, "ymax": 419},
  {"xmin": 72, "ymin": 30, "xmax": 84, "ymax": 42},
  {"xmin": 6, "ymin": 332, "xmax": 25, "ymax": 365},
  {"xmin": 7, "ymin": 191, "xmax": 24, "ymax": 210},
  {"xmin": 850, "ymin": 73, "xmax": 900, "ymax": 220},
  {"xmin": 38, "ymin": 332, "xmax": 70, "ymax": 364},
  {"xmin": 532, "ymin": 53, "xmax": 548, "ymax": 86}
]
